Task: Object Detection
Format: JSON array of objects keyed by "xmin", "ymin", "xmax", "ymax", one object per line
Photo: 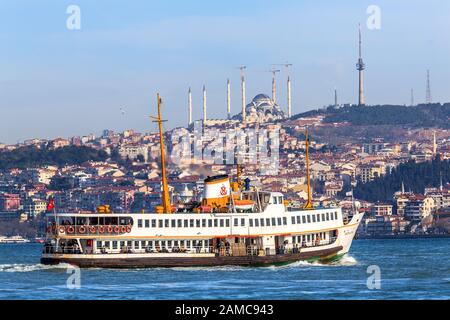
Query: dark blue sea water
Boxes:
[{"xmin": 0, "ymin": 239, "xmax": 448, "ymax": 300}]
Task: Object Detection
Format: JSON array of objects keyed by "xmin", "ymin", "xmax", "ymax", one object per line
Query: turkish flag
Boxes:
[{"xmin": 47, "ymin": 197, "xmax": 55, "ymax": 212}]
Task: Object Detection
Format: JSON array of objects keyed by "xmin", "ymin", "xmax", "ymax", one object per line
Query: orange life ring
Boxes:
[
  {"xmin": 67, "ymin": 226, "xmax": 75, "ymax": 234},
  {"xmin": 98, "ymin": 226, "xmax": 105, "ymax": 234},
  {"xmin": 78, "ymin": 226, "xmax": 86, "ymax": 234},
  {"xmin": 58, "ymin": 226, "xmax": 65, "ymax": 234},
  {"xmin": 114, "ymin": 226, "xmax": 120, "ymax": 234},
  {"xmin": 107, "ymin": 226, "xmax": 114, "ymax": 233},
  {"xmin": 89, "ymin": 226, "xmax": 96, "ymax": 234},
  {"xmin": 120, "ymin": 226, "xmax": 126, "ymax": 233},
  {"xmin": 126, "ymin": 225, "xmax": 132, "ymax": 233}
]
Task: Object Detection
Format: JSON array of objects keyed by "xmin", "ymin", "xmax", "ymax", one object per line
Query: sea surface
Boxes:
[{"xmin": 0, "ymin": 239, "xmax": 448, "ymax": 300}]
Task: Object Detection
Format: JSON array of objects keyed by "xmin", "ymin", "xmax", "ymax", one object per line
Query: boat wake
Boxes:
[
  {"xmin": 279, "ymin": 254, "xmax": 358, "ymax": 268},
  {"xmin": 0, "ymin": 263, "xmax": 71, "ymax": 273}
]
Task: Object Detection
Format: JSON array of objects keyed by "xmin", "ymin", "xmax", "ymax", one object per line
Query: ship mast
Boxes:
[
  {"xmin": 303, "ymin": 128, "xmax": 314, "ymax": 210},
  {"xmin": 152, "ymin": 93, "xmax": 172, "ymax": 213}
]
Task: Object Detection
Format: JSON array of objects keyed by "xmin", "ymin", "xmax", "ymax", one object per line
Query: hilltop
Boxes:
[{"xmin": 292, "ymin": 103, "xmax": 450, "ymax": 128}]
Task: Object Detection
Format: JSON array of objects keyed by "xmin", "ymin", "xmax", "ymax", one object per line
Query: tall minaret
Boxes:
[
  {"xmin": 188, "ymin": 87, "xmax": 192, "ymax": 126},
  {"xmin": 271, "ymin": 69, "xmax": 280, "ymax": 103},
  {"xmin": 203, "ymin": 85, "xmax": 207, "ymax": 122},
  {"xmin": 239, "ymin": 66, "xmax": 247, "ymax": 122},
  {"xmin": 287, "ymin": 76, "xmax": 292, "ymax": 117},
  {"xmin": 410, "ymin": 88, "xmax": 415, "ymax": 107},
  {"xmin": 227, "ymin": 79, "xmax": 231, "ymax": 119},
  {"xmin": 356, "ymin": 23, "xmax": 366, "ymax": 106}
]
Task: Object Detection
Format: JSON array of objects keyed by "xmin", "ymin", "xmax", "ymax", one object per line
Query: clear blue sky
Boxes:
[{"xmin": 1, "ymin": 0, "xmax": 449, "ymax": 144}]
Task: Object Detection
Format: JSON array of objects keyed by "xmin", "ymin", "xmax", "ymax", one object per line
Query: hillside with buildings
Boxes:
[{"xmin": 1, "ymin": 100, "xmax": 450, "ymax": 239}]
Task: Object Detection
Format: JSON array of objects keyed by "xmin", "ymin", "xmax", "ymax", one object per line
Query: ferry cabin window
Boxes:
[
  {"xmin": 335, "ymin": 212, "xmax": 338, "ymax": 220},
  {"xmin": 112, "ymin": 241, "xmax": 118, "ymax": 250},
  {"xmin": 260, "ymin": 218, "xmax": 265, "ymax": 227},
  {"xmin": 138, "ymin": 219, "xmax": 143, "ymax": 228},
  {"xmin": 226, "ymin": 219, "xmax": 230, "ymax": 227},
  {"xmin": 241, "ymin": 218, "xmax": 245, "ymax": 226},
  {"xmin": 105, "ymin": 241, "xmax": 110, "ymax": 249},
  {"xmin": 196, "ymin": 219, "xmax": 200, "ymax": 228},
  {"xmin": 249, "ymin": 219, "xmax": 254, "ymax": 227},
  {"xmin": 278, "ymin": 196, "xmax": 283, "ymax": 204},
  {"xmin": 302, "ymin": 216, "xmax": 306, "ymax": 224},
  {"xmin": 165, "ymin": 219, "xmax": 170, "ymax": 228},
  {"xmin": 292, "ymin": 216, "xmax": 296, "ymax": 224},
  {"xmin": 307, "ymin": 215, "xmax": 311, "ymax": 223},
  {"xmin": 184, "ymin": 219, "xmax": 188, "ymax": 228},
  {"xmin": 297, "ymin": 216, "xmax": 301, "ymax": 224},
  {"xmin": 214, "ymin": 219, "xmax": 218, "ymax": 227},
  {"xmin": 312, "ymin": 215, "xmax": 316, "ymax": 223},
  {"xmin": 283, "ymin": 217, "xmax": 287, "ymax": 225},
  {"xmin": 202, "ymin": 219, "xmax": 206, "ymax": 227},
  {"xmin": 134, "ymin": 241, "xmax": 139, "ymax": 249},
  {"xmin": 272, "ymin": 217, "xmax": 276, "ymax": 226},
  {"xmin": 120, "ymin": 241, "xmax": 125, "ymax": 248},
  {"xmin": 322, "ymin": 213, "xmax": 325, "ymax": 221},
  {"xmin": 127, "ymin": 241, "xmax": 132, "ymax": 247},
  {"xmin": 140, "ymin": 241, "xmax": 146, "ymax": 248},
  {"xmin": 234, "ymin": 218, "xmax": 238, "ymax": 227},
  {"xmin": 152, "ymin": 219, "xmax": 156, "ymax": 228},
  {"xmin": 96, "ymin": 241, "xmax": 101, "ymax": 248},
  {"xmin": 326, "ymin": 213, "xmax": 330, "ymax": 221},
  {"xmin": 255, "ymin": 219, "xmax": 259, "ymax": 227},
  {"xmin": 158, "ymin": 220, "xmax": 163, "ymax": 228},
  {"xmin": 208, "ymin": 219, "xmax": 212, "ymax": 227},
  {"xmin": 177, "ymin": 220, "xmax": 182, "ymax": 228},
  {"xmin": 266, "ymin": 218, "xmax": 271, "ymax": 226},
  {"xmin": 273, "ymin": 197, "xmax": 278, "ymax": 204},
  {"xmin": 277, "ymin": 217, "xmax": 282, "ymax": 226},
  {"xmin": 145, "ymin": 220, "xmax": 150, "ymax": 228},
  {"xmin": 317, "ymin": 214, "xmax": 321, "ymax": 222},
  {"xmin": 220, "ymin": 219, "xmax": 224, "ymax": 227},
  {"xmin": 190, "ymin": 219, "xmax": 194, "ymax": 228},
  {"xmin": 171, "ymin": 220, "xmax": 176, "ymax": 228}
]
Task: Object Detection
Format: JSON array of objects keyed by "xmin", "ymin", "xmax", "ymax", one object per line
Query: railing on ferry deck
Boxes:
[{"xmin": 43, "ymin": 237, "xmax": 338, "ymax": 256}]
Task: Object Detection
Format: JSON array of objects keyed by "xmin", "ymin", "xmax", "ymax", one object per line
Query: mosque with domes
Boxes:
[{"xmin": 232, "ymin": 93, "xmax": 286, "ymax": 123}]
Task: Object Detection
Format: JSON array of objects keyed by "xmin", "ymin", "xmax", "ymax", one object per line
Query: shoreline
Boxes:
[{"xmin": 357, "ymin": 234, "xmax": 450, "ymax": 240}]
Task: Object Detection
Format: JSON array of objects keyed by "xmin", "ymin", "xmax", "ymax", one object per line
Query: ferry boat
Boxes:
[
  {"xmin": 0, "ymin": 236, "xmax": 31, "ymax": 244},
  {"xmin": 40, "ymin": 94, "xmax": 363, "ymax": 268}
]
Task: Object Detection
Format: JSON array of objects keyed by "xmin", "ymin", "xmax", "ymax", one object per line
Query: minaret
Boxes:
[
  {"xmin": 410, "ymin": 88, "xmax": 415, "ymax": 106},
  {"xmin": 227, "ymin": 79, "xmax": 231, "ymax": 120},
  {"xmin": 287, "ymin": 76, "xmax": 292, "ymax": 117},
  {"xmin": 356, "ymin": 23, "xmax": 366, "ymax": 106},
  {"xmin": 239, "ymin": 66, "xmax": 247, "ymax": 122},
  {"xmin": 271, "ymin": 69, "xmax": 280, "ymax": 104},
  {"xmin": 203, "ymin": 85, "xmax": 207, "ymax": 122},
  {"xmin": 188, "ymin": 87, "xmax": 192, "ymax": 126}
]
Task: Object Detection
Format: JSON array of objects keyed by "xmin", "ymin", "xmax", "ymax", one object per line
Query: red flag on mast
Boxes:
[{"xmin": 47, "ymin": 196, "xmax": 55, "ymax": 212}]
